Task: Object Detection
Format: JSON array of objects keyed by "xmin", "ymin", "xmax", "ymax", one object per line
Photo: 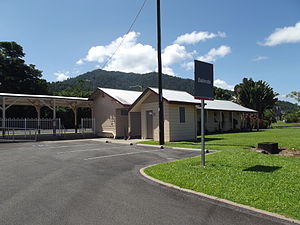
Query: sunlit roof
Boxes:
[{"xmin": 98, "ymin": 88, "xmax": 142, "ymax": 106}]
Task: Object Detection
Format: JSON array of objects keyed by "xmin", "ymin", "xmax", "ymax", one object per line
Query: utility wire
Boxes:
[{"xmin": 100, "ymin": 0, "xmax": 148, "ymax": 70}]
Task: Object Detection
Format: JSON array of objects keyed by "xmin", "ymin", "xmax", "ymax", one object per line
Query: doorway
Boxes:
[{"xmin": 146, "ymin": 110, "xmax": 153, "ymax": 139}]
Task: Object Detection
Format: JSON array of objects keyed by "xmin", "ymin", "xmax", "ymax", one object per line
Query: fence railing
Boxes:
[
  {"xmin": 1, "ymin": 118, "xmax": 60, "ymax": 129},
  {"xmin": 0, "ymin": 118, "xmax": 95, "ymax": 140},
  {"xmin": 81, "ymin": 118, "xmax": 96, "ymax": 134}
]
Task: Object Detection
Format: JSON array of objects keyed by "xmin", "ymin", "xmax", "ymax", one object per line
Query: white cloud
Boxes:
[
  {"xmin": 198, "ymin": 45, "xmax": 231, "ymax": 63},
  {"xmin": 181, "ymin": 61, "xmax": 194, "ymax": 70},
  {"xmin": 261, "ymin": 21, "xmax": 300, "ymax": 46},
  {"xmin": 279, "ymin": 94, "xmax": 297, "ymax": 104},
  {"xmin": 78, "ymin": 32, "xmax": 156, "ymax": 73},
  {"xmin": 76, "ymin": 59, "xmax": 84, "ymax": 65},
  {"xmin": 174, "ymin": 31, "xmax": 226, "ymax": 45},
  {"xmin": 214, "ymin": 79, "xmax": 235, "ymax": 91},
  {"xmin": 252, "ymin": 56, "xmax": 268, "ymax": 61},
  {"xmin": 162, "ymin": 44, "xmax": 193, "ymax": 66},
  {"xmin": 162, "ymin": 66, "xmax": 175, "ymax": 76},
  {"xmin": 54, "ymin": 72, "xmax": 70, "ymax": 81},
  {"xmin": 77, "ymin": 31, "xmax": 193, "ymax": 75}
]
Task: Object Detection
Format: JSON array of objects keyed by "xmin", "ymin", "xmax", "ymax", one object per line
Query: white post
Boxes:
[
  {"xmin": 201, "ymin": 99, "xmax": 205, "ymax": 167},
  {"xmin": 34, "ymin": 105, "xmax": 41, "ymax": 134},
  {"xmin": 53, "ymin": 100, "xmax": 56, "ymax": 135},
  {"xmin": 74, "ymin": 107, "xmax": 78, "ymax": 133},
  {"xmin": 25, "ymin": 118, "xmax": 27, "ymax": 138},
  {"xmin": 58, "ymin": 118, "xmax": 61, "ymax": 135}
]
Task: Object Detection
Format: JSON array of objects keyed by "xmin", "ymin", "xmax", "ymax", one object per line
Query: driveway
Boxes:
[{"xmin": 0, "ymin": 139, "xmax": 295, "ymax": 225}]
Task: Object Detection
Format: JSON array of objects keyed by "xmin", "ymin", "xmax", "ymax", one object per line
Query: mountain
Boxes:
[
  {"xmin": 49, "ymin": 69, "xmax": 236, "ymax": 101},
  {"xmin": 48, "ymin": 69, "xmax": 299, "ymax": 114},
  {"xmin": 275, "ymin": 100, "xmax": 300, "ymax": 113},
  {"xmin": 48, "ymin": 69, "xmax": 195, "ymax": 94}
]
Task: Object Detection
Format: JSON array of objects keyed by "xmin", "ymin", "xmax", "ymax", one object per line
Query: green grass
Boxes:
[
  {"xmin": 139, "ymin": 127, "xmax": 300, "ymax": 151},
  {"xmin": 272, "ymin": 122, "xmax": 300, "ymax": 128},
  {"xmin": 141, "ymin": 128, "xmax": 300, "ymax": 220},
  {"xmin": 145, "ymin": 151, "xmax": 300, "ymax": 220}
]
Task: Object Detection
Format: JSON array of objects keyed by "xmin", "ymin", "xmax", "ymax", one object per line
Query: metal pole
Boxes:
[
  {"xmin": 201, "ymin": 99, "xmax": 205, "ymax": 166},
  {"xmin": 157, "ymin": 0, "xmax": 164, "ymax": 145}
]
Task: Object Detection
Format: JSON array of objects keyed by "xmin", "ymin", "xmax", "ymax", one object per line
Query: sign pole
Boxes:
[
  {"xmin": 201, "ymin": 99, "xmax": 205, "ymax": 166},
  {"xmin": 194, "ymin": 60, "xmax": 213, "ymax": 166}
]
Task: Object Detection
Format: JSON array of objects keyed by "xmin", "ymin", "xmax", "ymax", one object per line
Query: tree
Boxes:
[
  {"xmin": 234, "ymin": 78, "xmax": 278, "ymax": 119},
  {"xmin": 214, "ymin": 87, "xmax": 234, "ymax": 100},
  {"xmin": 286, "ymin": 91, "xmax": 300, "ymax": 105},
  {"xmin": 0, "ymin": 41, "xmax": 48, "ymax": 94}
]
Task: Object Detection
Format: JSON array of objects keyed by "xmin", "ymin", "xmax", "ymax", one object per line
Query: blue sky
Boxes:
[{"xmin": 1, "ymin": 0, "xmax": 300, "ymax": 102}]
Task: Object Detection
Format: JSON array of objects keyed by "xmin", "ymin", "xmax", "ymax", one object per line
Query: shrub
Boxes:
[{"xmin": 283, "ymin": 112, "xmax": 300, "ymax": 123}]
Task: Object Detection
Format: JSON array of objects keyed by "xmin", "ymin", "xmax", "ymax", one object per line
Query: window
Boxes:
[
  {"xmin": 120, "ymin": 109, "xmax": 128, "ymax": 116},
  {"xmin": 179, "ymin": 107, "xmax": 185, "ymax": 123}
]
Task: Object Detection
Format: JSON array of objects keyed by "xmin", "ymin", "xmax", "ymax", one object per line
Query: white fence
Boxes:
[
  {"xmin": 81, "ymin": 118, "xmax": 95, "ymax": 134},
  {"xmin": 1, "ymin": 118, "xmax": 95, "ymax": 140},
  {"xmin": 2, "ymin": 118, "xmax": 61, "ymax": 130}
]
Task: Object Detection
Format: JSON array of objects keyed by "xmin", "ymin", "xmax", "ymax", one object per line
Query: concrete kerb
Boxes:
[
  {"xmin": 136, "ymin": 143, "xmax": 219, "ymax": 153},
  {"xmin": 140, "ymin": 165, "xmax": 300, "ymax": 225}
]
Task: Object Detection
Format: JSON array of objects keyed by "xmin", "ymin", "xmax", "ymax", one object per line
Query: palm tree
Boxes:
[{"xmin": 234, "ymin": 78, "xmax": 278, "ymax": 119}]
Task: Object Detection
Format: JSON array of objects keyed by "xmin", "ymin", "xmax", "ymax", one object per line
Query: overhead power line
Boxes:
[{"xmin": 100, "ymin": 0, "xmax": 148, "ymax": 70}]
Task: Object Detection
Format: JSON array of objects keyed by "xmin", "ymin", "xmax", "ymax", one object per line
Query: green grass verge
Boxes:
[
  {"xmin": 272, "ymin": 122, "xmax": 300, "ymax": 127},
  {"xmin": 139, "ymin": 127, "xmax": 300, "ymax": 151},
  {"xmin": 141, "ymin": 128, "xmax": 300, "ymax": 220},
  {"xmin": 145, "ymin": 151, "xmax": 300, "ymax": 220}
]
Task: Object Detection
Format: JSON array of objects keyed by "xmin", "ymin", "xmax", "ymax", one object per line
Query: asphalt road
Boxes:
[{"xmin": 0, "ymin": 139, "xmax": 296, "ymax": 225}]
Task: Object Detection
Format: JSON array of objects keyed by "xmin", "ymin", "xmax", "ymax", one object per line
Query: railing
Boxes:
[
  {"xmin": 1, "ymin": 118, "xmax": 62, "ymax": 138},
  {"xmin": 0, "ymin": 118, "xmax": 95, "ymax": 141},
  {"xmin": 81, "ymin": 118, "xmax": 96, "ymax": 134}
]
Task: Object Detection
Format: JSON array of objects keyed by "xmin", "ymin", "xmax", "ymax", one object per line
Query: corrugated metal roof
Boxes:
[
  {"xmin": 98, "ymin": 88, "xmax": 142, "ymax": 105},
  {"xmin": 149, "ymin": 88, "xmax": 257, "ymax": 113},
  {"xmin": 149, "ymin": 88, "xmax": 200, "ymax": 104},
  {"xmin": 203, "ymin": 100, "xmax": 257, "ymax": 113},
  {"xmin": 0, "ymin": 93, "xmax": 89, "ymax": 101}
]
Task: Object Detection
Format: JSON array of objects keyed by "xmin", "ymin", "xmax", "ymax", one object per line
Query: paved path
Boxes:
[{"xmin": 0, "ymin": 140, "xmax": 295, "ymax": 225}]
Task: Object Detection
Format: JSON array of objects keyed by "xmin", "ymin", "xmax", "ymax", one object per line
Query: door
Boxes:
[{"xmin": 146, "ymin": 110, "xmax": 153, "ymax": 139}]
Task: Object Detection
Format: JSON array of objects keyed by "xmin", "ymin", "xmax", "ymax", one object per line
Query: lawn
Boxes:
[
  {"xmin": 140, "ymin": 127, "xmax": 300, "ymax": 151},
  {"xmin": 141, "ymin": 127, "xmax": 300, "ymax": 220},
  {"xmin": 272, "ymin": 121, "xmax": 300, "ymax": 128}
]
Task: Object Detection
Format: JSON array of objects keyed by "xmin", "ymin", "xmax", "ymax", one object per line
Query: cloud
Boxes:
[
  {"xmin": 181, "ymin": 45, "xmax": 231, "ymax": 70},
  {"xmin": 261, "ymin": 21, "xmax": 300, "ymax": 46},
  {"xmin": 278, "ymin": 94, "xmax": 297, "ymax": 104},
  {"xmin": 174, "ymin": 31, "xmax": 226, "ymax": 45},
  {"xmin": 214, "ymin": 79, "xmax": 235, "ymax": 91},
  {"xmin": 198, "ymin": 45, "xmax": 231, "ymax": 63},
  {"xmin": 252, "ymin": 56, "xmax": 268, "ymax": 61},
  {"xmin": 54, "ymin": 72, "xmax": 70, "ymax": 81},
  {"xmin": 77, "ymin": 31, "xmax": 193, "ymax": 75},
  {"xmin": 181, "ymin": 61, "xmax": 194, "ymax": 70},
  {"xmin": 162, "ymin": 44, "xmax": 193, "ymax": 66},
  {"xmin": 76, "ymin": 59, "xmax": 84, "ymax": 65}
]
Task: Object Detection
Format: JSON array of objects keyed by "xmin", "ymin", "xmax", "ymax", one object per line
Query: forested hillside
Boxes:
[
  {"xmin": 276, "ymin": 100, "xmax": 300, "ymax": 113},
  {"xmin": 48, "ymin": 69, "xmax": 235, "ymax": 100},
  {"xmin": 48, "ymin": 69, "xmax": 195, "ymax": 94}
]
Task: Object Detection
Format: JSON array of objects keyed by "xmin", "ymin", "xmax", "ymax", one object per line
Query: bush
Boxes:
[
  {"xmin": 283, "ymin": 112, "xmax": 300, "ymax": 123},
  {"xmin": 264, "ymin": 109, "xmax": 276, "ymax": 123},
  {"xmin": 259, "ymin": 120, "xmax": 270, "ymax": 129}
]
